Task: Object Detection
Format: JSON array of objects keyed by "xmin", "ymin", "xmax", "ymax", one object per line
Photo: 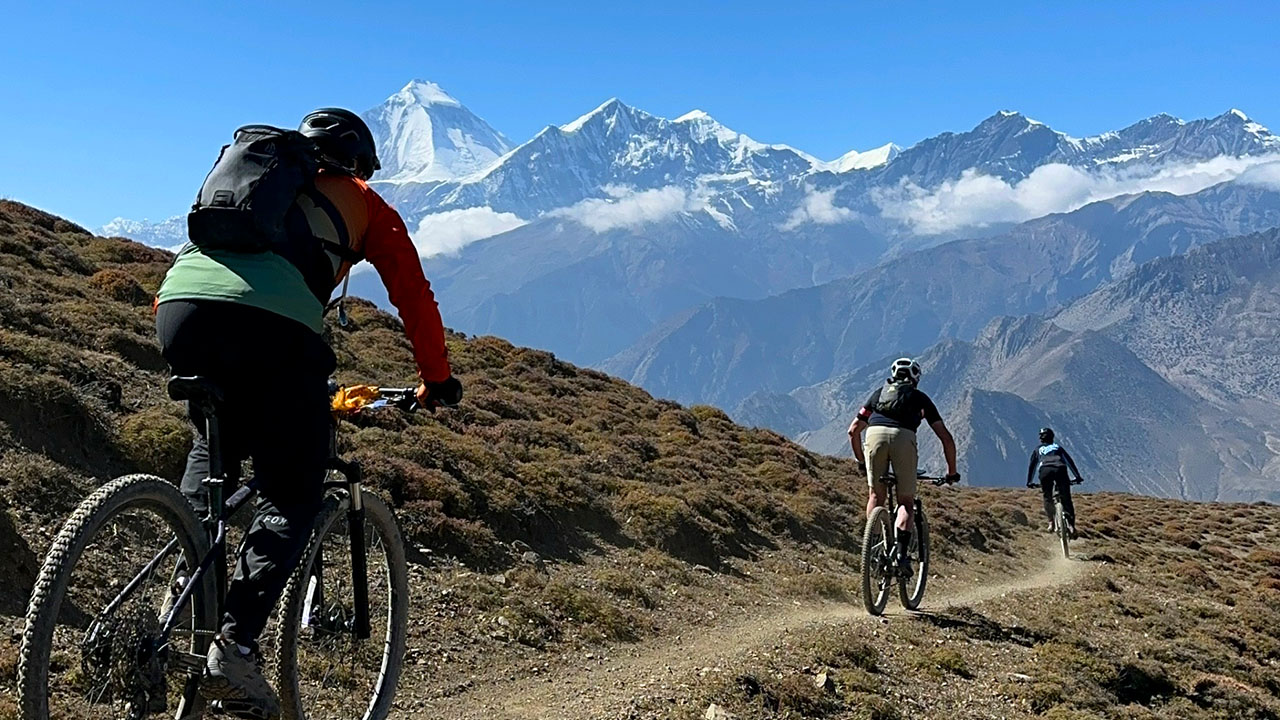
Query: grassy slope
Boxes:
[{"xmin": 0, "ymin": 200, "xmax": 1276, "ymax": 719}]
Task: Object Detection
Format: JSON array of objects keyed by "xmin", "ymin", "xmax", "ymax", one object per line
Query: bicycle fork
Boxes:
[{"xmin": 330, "ymin": 457, "xmax": 372, "ymax": 641}]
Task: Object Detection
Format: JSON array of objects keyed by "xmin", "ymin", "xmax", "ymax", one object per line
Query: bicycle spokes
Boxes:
[
  {"xmin": 44, "ymin": 506, "xmax": 204, "ymax": 718},
  {"xmin": 290, "ymin": 514, "xmax": 394, "ymax": 717}
]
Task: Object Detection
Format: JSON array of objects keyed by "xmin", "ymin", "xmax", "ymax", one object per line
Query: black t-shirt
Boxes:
[{"xmin": 858, "ymin": 384, "xmax": 942, "ymax": 433}]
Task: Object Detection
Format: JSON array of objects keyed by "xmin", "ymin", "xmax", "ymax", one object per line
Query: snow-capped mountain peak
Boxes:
[
  {"xmin": 672, "ymin": 108, "xmax": 763, "ymax": 149},
  {"xmin": 363, "ymin": 79, "xmax": 511, "ymax": 185},
  {"xmin": 399, "ymin": 79, "xmax": 463, "ymax": 108},
  {"xmin": 1220, "ymin": 108, "xmax": 1271, "ymax": 137},
  {"xmin": 674, "ymin": 109, "xmax": 711, "ymax": 122},
  {"xmin": 560, "ymin": 98, "xmax": 650, "ymax": 133},
  {"xmin": 99, "ymin": 216, "xmax": 186, "ymax": 250},
  {"xmin": 975, "ymin": 109, "xmax": 1044, "ymax": 131},
  {"xmin": 828, "ymin": 142, "xmax": 901, "ymax": 172},
  {"xmin": 412, "ymin": 98, "xmax": 832, "ymax": 219}
]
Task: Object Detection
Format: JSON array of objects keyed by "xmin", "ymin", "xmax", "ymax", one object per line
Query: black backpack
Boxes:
[
  {"xmin": 187, "ymin": 125, "xmax": 321, "ymax": 253},
  {"xmin": 187, "ymin": 125, "xmax": 364, "ymax": 310},
  {"xmin": 874, "ymin": 380, "xmax": 917, "ymax": 421}
]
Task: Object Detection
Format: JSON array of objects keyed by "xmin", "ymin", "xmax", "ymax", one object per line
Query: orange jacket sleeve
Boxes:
[{"xmin": 361, "ymin": 191, "xmax": 452, "ymax": 383}]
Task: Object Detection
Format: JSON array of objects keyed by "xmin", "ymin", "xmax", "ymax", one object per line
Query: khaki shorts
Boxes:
[{"xmin": 864, "ymin": 426, "xmax": 918, "ymax": 497}]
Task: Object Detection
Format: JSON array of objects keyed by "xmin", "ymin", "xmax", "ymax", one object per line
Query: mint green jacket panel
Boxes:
[{"xmin": 156, "ymin": 245, "xmax": 324, "ymax": 333}]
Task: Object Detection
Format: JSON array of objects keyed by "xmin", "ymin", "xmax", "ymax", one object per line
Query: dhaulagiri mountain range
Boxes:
[
  {"xmin": 4, "ymin": 200, "xmax": 1280, "ymax": 719},
  {"xmin": 103, "ymin": 79, "xmax": 1280, "ymax": 502}
]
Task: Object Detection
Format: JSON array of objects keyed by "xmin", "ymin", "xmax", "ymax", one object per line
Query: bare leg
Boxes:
[
  {"xmin": 867, "ymin": 485, "xmax": 886, "ymax": 518},
  {"xmin": 895, "ymin": 495, "xmax": 915, "ymax": 532}
]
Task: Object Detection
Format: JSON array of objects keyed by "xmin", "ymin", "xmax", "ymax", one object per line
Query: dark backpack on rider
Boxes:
[
  {"xmin": 874, "ymin": 380, "xmax": 917, "ymax": 422},
  {"xmin": 187, "ymin": 126, "xmax": 364, "ymax": 307},
  {"xmin": 187, "ymin": 125, "xmax": 321, "ymax": 253}
]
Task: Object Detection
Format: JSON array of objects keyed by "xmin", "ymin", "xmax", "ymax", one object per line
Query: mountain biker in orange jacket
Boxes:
[
  {"xmin": 848, "ymin": 358, "xmax": 959, "ymax": 572},
  {"xmin": 155, "ymin": 108, "xmax": 460, "ymax": 718}
]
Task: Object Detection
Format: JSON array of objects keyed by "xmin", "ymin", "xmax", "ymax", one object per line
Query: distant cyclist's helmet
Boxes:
[
  {"xmin": 890, "ymin": 357, "xmax": 922, "ymax": 385},
  {"xmin": 299, "ymin": 108, "xmax": 381, "ymax": 180},
  {"xmin": 1039, "ymin": 427, "xmax": 1055, "ymax": 443}
]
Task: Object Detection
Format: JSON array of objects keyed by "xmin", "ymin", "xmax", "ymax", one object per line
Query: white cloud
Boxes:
[
  {"xmin": 872, "ymin": 154, "xmax": 1280, "ymax": 235},
  {"xmin": 1236, "ymin": 159, "xmax": 1280, "ymax": 190},
  {"xmin": 410, "ymin": 207, "xmax": 526, "ymax": 257},
  {"xmin": 780, "ymin": 186, "xmax": 858, "ymax": 231},
  {"xmin": 548, "ymin": 184, "xmax": 708, "ymax": 232}
]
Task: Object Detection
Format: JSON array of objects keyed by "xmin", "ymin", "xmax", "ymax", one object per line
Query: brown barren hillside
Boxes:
[{"xmin": 0, "ymin": 200, "xmax": 1277, "ymax": 719}]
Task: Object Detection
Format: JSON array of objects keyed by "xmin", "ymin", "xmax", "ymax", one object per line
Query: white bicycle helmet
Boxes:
[{"xmin": 890, "ymin": 357, "xmax": 922, "ymax": 384}]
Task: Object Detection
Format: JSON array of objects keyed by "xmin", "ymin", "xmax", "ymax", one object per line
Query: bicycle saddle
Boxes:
[{"xmin": 167, "ymin": 376, "xmax": 225, "ymax": 410}]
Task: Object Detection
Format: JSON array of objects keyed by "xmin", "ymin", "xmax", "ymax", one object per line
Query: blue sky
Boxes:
[{"xmin": 2, "ymin": 1, "xmax": 1276, "ymax": 229}]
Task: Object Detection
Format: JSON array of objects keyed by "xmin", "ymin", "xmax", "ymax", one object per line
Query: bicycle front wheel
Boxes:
[
  {"xmin": 18, "ymin": 474, "xmax": 215, "ymax": 720},
  {"xmin": 1056, "ymin": 501, "xmax": 1070, "ymax": 559},
  {"xmin": 898, "ymin": 500, "xmax": 930, "ymax": 610},
  {"xmin": 861, "ymin": 506, "xmax": 894, "ymax": 616},
  {"xmin": 273, "ymin": 492, "xmax": 408, "ymax": 720}
]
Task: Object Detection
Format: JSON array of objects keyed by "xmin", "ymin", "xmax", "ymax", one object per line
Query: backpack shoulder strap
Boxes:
[{"xmin": 297, "ymin": 185, "xmax": 364, "ymax": 263}]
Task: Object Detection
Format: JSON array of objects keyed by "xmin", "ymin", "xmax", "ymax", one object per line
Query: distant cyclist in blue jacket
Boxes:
[{"xmin": 1026, "ymin": 427, "xmax": 1083, "ymax": 537}]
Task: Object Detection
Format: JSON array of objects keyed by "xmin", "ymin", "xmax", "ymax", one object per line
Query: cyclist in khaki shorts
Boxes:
[{"xmin": 849, "ymin": 358, "xmax": 959, "ymax": 572}]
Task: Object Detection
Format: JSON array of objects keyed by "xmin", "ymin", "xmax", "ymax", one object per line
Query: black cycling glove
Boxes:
[{"xmin": 424, "ymin": 376, "xmax": 464, "ymax": 407}]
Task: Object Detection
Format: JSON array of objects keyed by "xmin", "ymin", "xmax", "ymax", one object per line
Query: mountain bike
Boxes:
[
  {"xmin": 18, "ymin": 377, "xmax": 417, "ymax": 720},
  {"xmin": 860, "ymin": 470, "xmax": 956, "ymax": 616},
  {"xmin": 1032, "ymin": 477, "xmax": 1083, "ymax": 559}
]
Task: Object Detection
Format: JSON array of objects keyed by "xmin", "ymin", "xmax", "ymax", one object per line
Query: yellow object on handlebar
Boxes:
[{"xmin": 331, "ymin": 384, "xmax": 382, "ymax": 415}]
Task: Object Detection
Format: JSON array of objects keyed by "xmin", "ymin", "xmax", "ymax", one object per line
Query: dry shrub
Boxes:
[
  {"xmin": 594, "ymin": 566, "xmax": 656, "ymax": 608},
  {"xmin": 989, "ymin": 502, "xmax": 1030, "ymax": 527},
  {"xmin": 542, "ymin": 578, "xmax": 638, "ymax": 641},
  {"xmin": 910, "ymin": 647, "xmax": 972, "ymax": 678},
  {"xmin": 1172, "ymin": 560, "xmax": 1217, "ymax": 589},
  {"xmin": 615, "ymin": 487, "xmax": 701, "ymax": 548},
  {"xmin": 1162, "ymin": 528, "xmax": 1202, "ymax": 549},
  {"xmin": 1245, "ymin": 548, "xmax": 1280, "ymax": 567},
  {"xmin": 89, "ymin": 268, "xmax": 149, "ymax": 305},
  {"xmin": 118, "ymin": 406, "xmax": 192, "ymax": 479},
  {"xmin": 399, "ymin": 499, "xmax": 500, "ymax": 565},
  {"xmin": 0, "ymin": 451, "xmax": 86, "ymax": 516}
]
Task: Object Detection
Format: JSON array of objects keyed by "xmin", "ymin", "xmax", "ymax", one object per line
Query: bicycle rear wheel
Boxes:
[
  {"xmin": 898, "ymin": 500, "xmax": 930, "ymax": 610},
  {"xmin": 861, "ymin": 506, "xmax": 894, "ymax": 616},
  {"xmin": 18, "ymin": 474, "xmax": 215, "ymax": 720},
  {"xmin": 273, "ymin": 492, "xmax": 408, "ymax": 720},
  {"xmin": 1055, "ymin": 501, "xmax": 1070, "ymax": 559}
]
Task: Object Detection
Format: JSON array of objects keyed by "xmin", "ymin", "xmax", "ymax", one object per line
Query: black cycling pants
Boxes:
[
  {"xmin": 1039, "ymin": 467, "xmax": 1076, "ymax": 527},
  {"xmin": 156, "ymin": 300, "xmax": 336, "ymax": 644}
]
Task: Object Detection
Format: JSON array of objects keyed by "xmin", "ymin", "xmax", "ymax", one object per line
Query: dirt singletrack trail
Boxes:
[{"xmin": 413, "ymin": 540, "xmax": 1091, "ymax": 720}]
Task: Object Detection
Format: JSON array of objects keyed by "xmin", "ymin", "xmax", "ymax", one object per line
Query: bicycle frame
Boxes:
[{"xmin": 98, "ymin": 406, "xmax": 375, "ymax": 657}]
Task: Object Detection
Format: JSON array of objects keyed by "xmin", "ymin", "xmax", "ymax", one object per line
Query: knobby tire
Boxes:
[
  {"xmin": 273, "ymin": 493, "xmax": 408, "ymax": 720},
  {"xmin": 18, "ymin": 474, "xmax": 214, "ymax": 720}
]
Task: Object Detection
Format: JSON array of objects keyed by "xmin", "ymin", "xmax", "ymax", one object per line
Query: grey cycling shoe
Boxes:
[
  {"xmin": 203, "ymin": 634, "xmax": 281, "ymax": 719},
  {"xmin": 895, "ymin": 552, "xmax": 913, "ymax": 576}
]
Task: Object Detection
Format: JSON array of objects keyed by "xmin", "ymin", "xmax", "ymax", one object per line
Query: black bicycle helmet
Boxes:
[
  {"xmin": 1039, "ymin": 427, "xmax": 1055, "ymax": 443},
  {"xmin": 299, "ymin": 107, "xmax": 381, "ymax": 180}
]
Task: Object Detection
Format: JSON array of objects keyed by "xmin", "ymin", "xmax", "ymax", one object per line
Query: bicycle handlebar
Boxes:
[
  {"xmin": 375, "ymin": 387, "xmax": 421, "ymax": 412},
  {"xmin": 331, "ymin": 384, "xmax": 424, "ymax": 416},
  {"xmin": 1028, "ymin": 478, "xmax": 1084, "ymax": 488},
  {"xmin": 879, "ymin": 470, "xmax": 959, "ymax": 487}
]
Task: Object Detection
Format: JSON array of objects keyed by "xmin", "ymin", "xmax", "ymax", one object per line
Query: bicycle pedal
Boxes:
[
  {"xmin": 209, "ymin": 698, "xmax": 272, "ymax": 719},
  {"xmin": 172, "ymin": 650, "xmax": 206, "ymax": 675}
]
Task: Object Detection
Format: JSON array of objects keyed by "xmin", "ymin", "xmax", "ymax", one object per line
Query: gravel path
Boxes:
[{"xmin": 405, "ymin": 541, "xmax": 1088, "ymax": 719}]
